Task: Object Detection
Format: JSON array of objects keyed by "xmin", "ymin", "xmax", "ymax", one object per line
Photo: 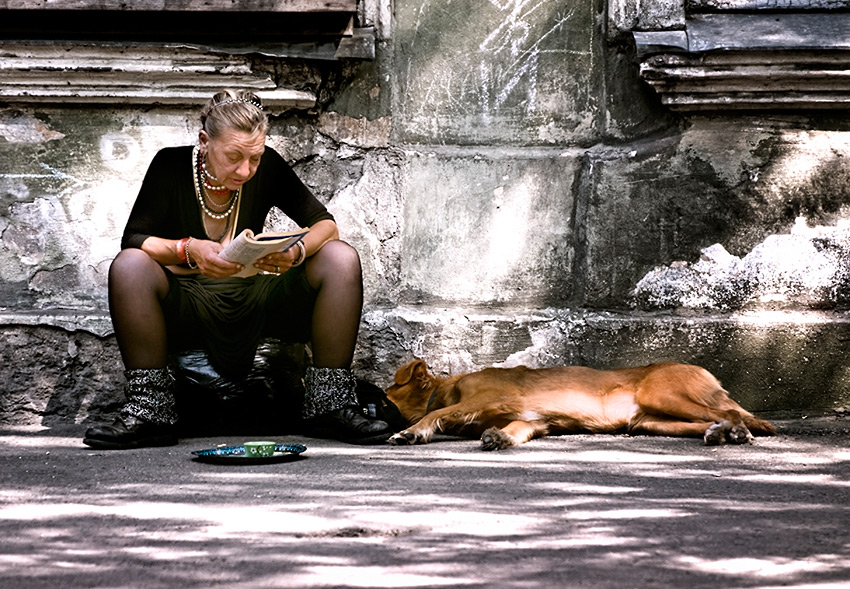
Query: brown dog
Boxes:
[{"xmin": 385, "ymin": 359, "xmax": 776, "ymax": 450}]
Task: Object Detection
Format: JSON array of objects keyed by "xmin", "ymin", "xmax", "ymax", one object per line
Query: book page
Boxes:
[{"xmin": 219, "ymin": 228, "xmax": 308, "ymax": 277}]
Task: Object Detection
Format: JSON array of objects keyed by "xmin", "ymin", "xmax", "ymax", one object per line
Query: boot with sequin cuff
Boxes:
[
  {"xmin": 303, "ymin": 366, "xmax": 392, "ymax": 444},
  {"xmin": 83, "ymin": 368, "xmax": 179, "ymax": 450}
]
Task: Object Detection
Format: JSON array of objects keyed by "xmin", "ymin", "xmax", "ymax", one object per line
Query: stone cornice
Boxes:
[
  {"xmin": 0, "ymin": 0, "xmax": 376, "ymax": 107},
  {"xmin": 0, "ymin": 42, "xmax": 318, "ymax": 111},
  {"xmin": 610, "ymin": 0, "xmax": 850, "ymax": 111},
  {"xmin": 0, "ymin": 0, "xmax": 357, "ymax": 11}
]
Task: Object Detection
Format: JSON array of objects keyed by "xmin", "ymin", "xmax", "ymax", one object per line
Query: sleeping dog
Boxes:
[{"xmin": 385, "ymin": 359, "xmax": 776, "ymax": 450}]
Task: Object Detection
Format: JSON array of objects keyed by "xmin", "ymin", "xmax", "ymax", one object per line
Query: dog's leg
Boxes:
[
  {"xmin": 635, "ymin": 383, "xmax": 759, "ymax": 439},
  {"xmin": 631, "ymin": 415, "xmax": 753, "ymax": 445},
  {"xmin": 637, "ymin": 374, "xmax": 775, "ymax": 438},
  {"xmin": 639, "ymin": 390, "xmax": 742, "ymax": 425},
  {"xmin": 387, "ymin": 404, "xmax": 480, "ymax": 446},
  {"xmin": 387, "ymin": 425, "xmax": 434, "ymax": 446},
  {"xmin": 703, "ymin": 420, "xmax": 753, "ymax": 445},
  {"xmin": 481, "ymin": 420, "xmax": 547, "ymax": 451},
  {"xmin": 630, "ymin": 416, "xmax": 718, "ymax": 438}
]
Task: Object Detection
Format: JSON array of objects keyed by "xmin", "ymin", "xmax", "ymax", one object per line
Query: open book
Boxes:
[{"xmin": 220, "ymin": 228, "xmax": 309, "ymax": 278}]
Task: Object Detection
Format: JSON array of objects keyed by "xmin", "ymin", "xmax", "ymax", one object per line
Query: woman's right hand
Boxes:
[{"xmin": 186, "ymin": 238, "xmax": 243, "ymax": 278}]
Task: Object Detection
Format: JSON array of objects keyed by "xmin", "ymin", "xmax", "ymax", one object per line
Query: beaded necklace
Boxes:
[
  {"xmin": 192, "ymin": 146, "xmax": 240, "ymax": 221},
  {"xmin": 206, "ymin": 210, "xmax": 232, "ymax": 242},
  {"xmin": 201, "ymin": 155, "xmax": 232, "ymax": 196}
]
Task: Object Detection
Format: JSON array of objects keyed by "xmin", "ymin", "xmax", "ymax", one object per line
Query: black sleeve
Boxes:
[
  {"xmin": 256, "ymin": 148, "xmax": 335, "ymax": 228},
  {"xmin": 121, "ymin": 147, "xmax": 189, "ymax": 249}
]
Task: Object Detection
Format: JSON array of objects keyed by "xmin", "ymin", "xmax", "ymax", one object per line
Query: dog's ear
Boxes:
[{"xmin": 394, "ymin": 359, "xmax": 428, "ymax": 386}]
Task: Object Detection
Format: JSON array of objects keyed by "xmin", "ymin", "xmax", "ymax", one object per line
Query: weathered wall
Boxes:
[{"xmin": 3, "ymin": 0, "xmax": 850, "ymax": 427}]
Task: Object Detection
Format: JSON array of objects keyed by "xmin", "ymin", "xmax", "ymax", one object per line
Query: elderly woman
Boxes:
[{"xmin": 83, "ymin": 89, "xmax": 390, "ymax": 449}]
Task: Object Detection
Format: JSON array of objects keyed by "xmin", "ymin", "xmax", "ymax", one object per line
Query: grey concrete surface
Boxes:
[{"xmin": 1, "ymin": 419, "xmax": 849, "ymax": 589}]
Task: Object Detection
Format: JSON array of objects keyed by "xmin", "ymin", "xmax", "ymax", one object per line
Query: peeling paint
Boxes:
[
  {"xmin": 0, "ymin": 110, "xmax": 65, "ymax": 143},
  {"xmin": 318, "ymin": 113, "xmax": 391, "ymax": 149},
  {"xmin": 632, "ymin": 218, "xmax": 850, "ymax": 310}
]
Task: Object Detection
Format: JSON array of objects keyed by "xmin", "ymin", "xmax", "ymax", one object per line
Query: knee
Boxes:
[
  {"xmin": 306, "ymin": 240, "xmax": 362, "ymax": 291},
  {"xmin": 109, "ymin": 248, "xmax": 165, "ymax": 289},
  {"xmin": 110, "ymin": 248, "xmax": 152, "ymax": 277},
  {"xmin": 312, "ymin": 240, "xmax": 361, "ymax": 274}
]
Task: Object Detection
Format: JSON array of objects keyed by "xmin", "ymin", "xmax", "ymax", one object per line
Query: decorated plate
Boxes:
[{"xmin": 192, "ymin": 443, "xmax": 307, "ymax": 465}]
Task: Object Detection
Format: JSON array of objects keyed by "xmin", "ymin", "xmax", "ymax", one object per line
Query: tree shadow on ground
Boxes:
[{"xmin": 0, "ymin": 424, "xmax": 848, "ymax": 588}]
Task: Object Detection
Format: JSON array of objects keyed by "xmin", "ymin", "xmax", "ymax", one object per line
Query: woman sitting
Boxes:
[{"xmin": 83, "ymin": 89, "xmax": 391, "ymax": 449}]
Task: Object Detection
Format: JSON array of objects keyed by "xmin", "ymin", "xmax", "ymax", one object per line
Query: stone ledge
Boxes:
[
  {"xmin": 356, "ymin": 306, "xmax": 850, "ymax": 416},
  {"xmin": 0, "ymin": 310, "xmax": 112, "ymax": 337},
  {"xmin": 690, "ymin": 0, "xmax": 848, "ymax": 10},
  {"xmin": 3, "ymin": 306, "xmax": 849, "ymax": 426},
  {"xmin": 0, "ymin": 42, "xmax": 318, "ymax": 111}
]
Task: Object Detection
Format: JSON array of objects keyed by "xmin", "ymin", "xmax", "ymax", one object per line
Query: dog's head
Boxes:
[{"xmin": 385, "ymin": 359, "xmax": 439, "ymax": 424}]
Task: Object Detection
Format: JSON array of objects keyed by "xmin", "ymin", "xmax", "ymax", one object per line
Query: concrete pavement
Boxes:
[{"xmin": 1, "ymin": 418, "xmax": 849, "ymax": 589}]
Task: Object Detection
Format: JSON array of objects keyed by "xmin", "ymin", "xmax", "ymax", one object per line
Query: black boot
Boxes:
[
  {"xmin": 302, "ymin": 367, "xmax": 392, "ymax": 444},
  {"xmin": 83, "ymin": 368, "xmax": 179, "ymax": 450}
]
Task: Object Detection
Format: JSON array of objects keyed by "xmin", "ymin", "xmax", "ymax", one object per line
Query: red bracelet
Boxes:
[{"xmin": 176, "ymin": 237, "xmax": 190, "ymax": 264}]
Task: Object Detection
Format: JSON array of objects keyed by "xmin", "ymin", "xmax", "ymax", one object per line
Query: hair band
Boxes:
[{"xmin": 211, "ymin": 98, "xmax": 263, "ymax": 111}]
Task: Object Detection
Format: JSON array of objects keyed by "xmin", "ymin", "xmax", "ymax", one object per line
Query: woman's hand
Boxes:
[
  {"xmin": 187, "ymin": 238, "xmax": 244, "ymax": 278},
  {"xmin": 251, "ymin": 219, "xmax": 336, "ymax": 275},
  {"xmin": 255, "ymin": 246, "xmax": 301, "ymax": 276}
]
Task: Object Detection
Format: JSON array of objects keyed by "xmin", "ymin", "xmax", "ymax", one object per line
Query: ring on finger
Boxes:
[{"xmin": 274, "ymin": 265, "xmax": 280, "ymax": 274}]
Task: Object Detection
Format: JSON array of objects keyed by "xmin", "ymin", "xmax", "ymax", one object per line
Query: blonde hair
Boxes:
[{"xmin": 200, "ymin": 89, "xmax": 269, "ymax": 139}]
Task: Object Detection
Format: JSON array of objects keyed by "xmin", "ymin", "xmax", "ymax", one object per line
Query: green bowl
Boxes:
[{"xmin": 243, "ymin": 441, "xmax": 276, "ymax": 458}]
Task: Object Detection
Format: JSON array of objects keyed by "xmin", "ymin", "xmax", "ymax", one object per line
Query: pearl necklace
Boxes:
[
  {"xmin": 203, "ymin": 177, "xmax": 231, "ymax": 195},
  {"xmin": 201, "ymin": 155, "xmax": 231, "ymax": 195},
  {"xmin": 192, "ymin": 146, "xmax": 239, "ymax": 220},
  {"xmin": 201, "ymin": 153, "xmax": 220, "ymax": 182},
  {"xmin": 207, "ymin": 210, "xmax": 232, "ymax": 242}
]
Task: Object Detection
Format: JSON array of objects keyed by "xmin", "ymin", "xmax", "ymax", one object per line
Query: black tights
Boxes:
[{"xmin": 108, "ymin": 240, "xmax": 363, "ymax": 370}]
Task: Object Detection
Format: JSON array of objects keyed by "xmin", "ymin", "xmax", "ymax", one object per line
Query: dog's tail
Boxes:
[{"xmin": 743, "ymin": 414, "xmax": 776, "ymax": 436}]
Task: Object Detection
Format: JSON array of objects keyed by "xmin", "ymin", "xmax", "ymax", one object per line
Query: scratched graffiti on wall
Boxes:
[
  {"xmin": 399, "ymin": 0, "xmax": 592, "ymax": 142},
  {"xmin": 478, "ymin": 0, "xmax": 577, "ymax": 119}
]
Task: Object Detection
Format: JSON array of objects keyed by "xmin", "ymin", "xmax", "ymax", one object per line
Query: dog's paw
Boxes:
[
  {"xmin": 387, "ymin": 431, "xmax": 417, "ymax": 446},
  {"xmin": 727, "ymin": 424, "xmax": 753, "ymax": 445},
  {"xmin": 704, "ymin": 421, "xmax": 731, "ymax": 446},
  {"xmin": 481, "ymin": 427, "xmax": 515, "ymax": 451}
]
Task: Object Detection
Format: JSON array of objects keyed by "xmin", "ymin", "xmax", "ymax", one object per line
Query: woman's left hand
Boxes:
[{"xmin": 256, "ymin": 247, "xmax": 301, "ymax": 275}]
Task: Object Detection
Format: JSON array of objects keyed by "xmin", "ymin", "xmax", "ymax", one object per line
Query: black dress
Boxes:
[{"xmin": 120, "ymin": 145, "xmax": 335, "ymax": 378}]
